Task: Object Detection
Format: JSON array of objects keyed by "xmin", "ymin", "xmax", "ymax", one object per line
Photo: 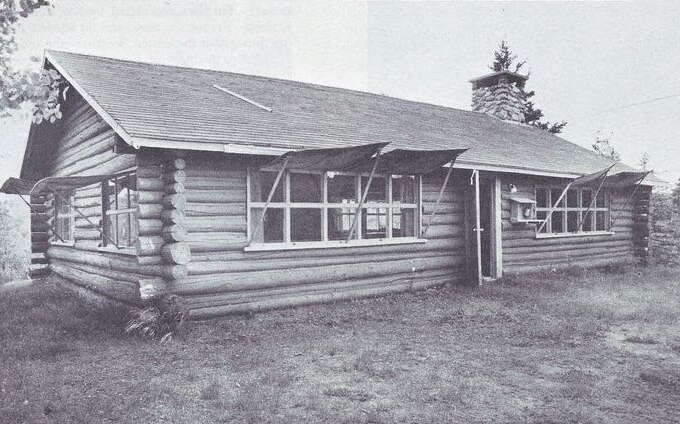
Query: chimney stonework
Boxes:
[{"xmin": 470, "ymin": 71, "xmax": 528, "ymax": 123}]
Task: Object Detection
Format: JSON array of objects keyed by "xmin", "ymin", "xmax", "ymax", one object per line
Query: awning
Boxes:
[
  {"xmin": 603, "ymin": 170, "xmax": 651, "ymax": 188},
  {"xmin": 30, "ymin": 175, "xmax": 118, "ymax": 195},
  {"xmin": 0, "ymin": 178, "xmax": 37, "ymax": 195},
  {"xmin": 260, "ymin": 143, "xmax": 388, "ymax": 172},
  {"xmin": 352, "ymin": 148, "xmax": 469, "ymax": 175},
  {"xmin": 570, "ymin": 163, "xmax": 616, "ymax": 187}
]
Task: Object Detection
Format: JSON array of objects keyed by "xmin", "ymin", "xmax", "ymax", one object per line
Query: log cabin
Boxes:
[{"xmin": 1, "ymin": 50, "xmax": 654, "ymax": 318}]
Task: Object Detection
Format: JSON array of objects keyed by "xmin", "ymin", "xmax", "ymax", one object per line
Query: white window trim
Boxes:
[
  {"xmin": 535, "ymin": 186, "xmax": 611, "ymax": 237},
  {"xmin": 246, "ymin": 169, "xmax": 426, "ymax": 250},
  {"xmin": 52, "ymin": 191, "xmax": 75, "ymax": 246}
]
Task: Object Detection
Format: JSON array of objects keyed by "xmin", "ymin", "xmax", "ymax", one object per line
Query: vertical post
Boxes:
[
  {"xmin": 422, "ymin": 161, "xmax": 454, "ymax": 237},
  {"xmin": 473, "ymin": 170, "xmax": 482, "ymax": 284},
  {"xmin": 346, "ymin": 152, "xmax": 382, "ymax": 241},
  {"xmin": 491, "ymin": 176, "xmax": 503, "ymax": 279}
]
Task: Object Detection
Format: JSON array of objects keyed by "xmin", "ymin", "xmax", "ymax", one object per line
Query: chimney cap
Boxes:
[{"xmin": 469, "ymin": 70, "xmax": 528, "ymax": 89}]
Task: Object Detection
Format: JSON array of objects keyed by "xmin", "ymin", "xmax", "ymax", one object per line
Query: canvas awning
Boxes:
[
  {"xmin": 0, "ymin": 177, "xmax": 37, "ymax": 195},
  {"xmin": 260, "ymin": 143, "xmax": 389, "ymax": 172},
  {"xmin": 29, "ymin": 175, "xmax": 119, "ymax": 195},
  {"xmin": 350, "ymin": 148, "xmax": 469, "ymax": 175},
  {"xmin": 603, "ymin": 170, "xmax": 651, "ymax": 188}
]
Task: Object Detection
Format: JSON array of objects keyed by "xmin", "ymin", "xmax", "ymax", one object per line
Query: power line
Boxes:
[{"xmin": 584, "ymin": 93, "xmax": 680, "ymax": 118}]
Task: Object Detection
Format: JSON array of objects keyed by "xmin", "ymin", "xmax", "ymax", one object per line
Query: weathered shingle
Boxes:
[{"xmin": 44, "ymin": 50, "xmax": 629, "ymax": 176}]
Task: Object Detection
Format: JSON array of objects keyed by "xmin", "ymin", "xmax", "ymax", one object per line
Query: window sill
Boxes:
[
  {"xmin": 51, "ymin": 241, "xmax": 75, "ymax": 247},
  {"xmin": 97, "ymin": 246, "xmax": 137, "ymax": 256},
  {"xmin": 244, "ymin": 237, "xmax": 428, "ymax": 252},
  {"xmin": 535, "ymin": 231, "xmax": 615, "ymax": 240}
]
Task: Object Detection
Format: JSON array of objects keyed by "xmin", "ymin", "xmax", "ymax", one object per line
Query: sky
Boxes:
[{"xmin": 2, "ymin": 0, "xmax": 680, "ymax": 188}]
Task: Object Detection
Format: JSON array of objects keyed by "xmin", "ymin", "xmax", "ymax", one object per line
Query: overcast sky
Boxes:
[{"xmin": 2, "ymin": 0, "xmax": 679, "ymax": 187}]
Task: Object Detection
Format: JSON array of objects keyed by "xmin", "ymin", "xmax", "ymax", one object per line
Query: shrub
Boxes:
[{"xmin": 125, "ymin": 294, "xmax": 188, "ymax": 343}]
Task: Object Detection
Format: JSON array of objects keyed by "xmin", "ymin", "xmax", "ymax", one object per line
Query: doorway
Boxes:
[
  {"xmin": 466, "ymin": 171, "xmax": 501, "ymax": 283},
  {"xmin": 478, "ymin": 178, "xmax": 493, "ymax": 278}
]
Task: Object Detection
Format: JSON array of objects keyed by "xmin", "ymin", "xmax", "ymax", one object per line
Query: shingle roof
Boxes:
[{"xmin": 41, "ymin": 50, "xmax": 630, "ymax": 177}]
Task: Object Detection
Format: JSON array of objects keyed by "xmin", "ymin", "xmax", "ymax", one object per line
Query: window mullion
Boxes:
[
  {"xmin": 321, "ymin": 172, "xmax": 328, "ymax": 242},
  {"xmin": 387, "ymin": 176, "xmax": 393, "ymax": 239}
]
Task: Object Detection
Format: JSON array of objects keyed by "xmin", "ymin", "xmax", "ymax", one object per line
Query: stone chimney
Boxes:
[{"xmin": 470, "ymin": 71, "xmax": 529, "ymax": 123}]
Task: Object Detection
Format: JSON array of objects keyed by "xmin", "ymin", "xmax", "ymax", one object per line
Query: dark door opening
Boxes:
[{"xmin": 478, "ymin": 178, "xmax": 493, "ymax": 278}]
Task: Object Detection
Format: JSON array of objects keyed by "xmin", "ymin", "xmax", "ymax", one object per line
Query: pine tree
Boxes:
[{"xmin": 489, "ymin": 41, "xmax": 567, "ymax": 134}]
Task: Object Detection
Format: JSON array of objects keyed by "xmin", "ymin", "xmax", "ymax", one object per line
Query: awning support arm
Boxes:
[
  {"xmin": 248, "ymin": 157, "xmax": 289, "ymax": 244},
  {"xmin": 69, "ymin": 199, "xmax": 118, "ymax": 247},
  {"xmin": 536, "ymin": 181, "xmax": 573, "ymax": 234},
  {"xmin": 18, "ymin": 195, "xmax": 32, "ymax": 209},
  {"xmin": 577, "ymin": 173, "xmax": 609, "ymax": 233},
  {"xmin": 421, "ymin": 161, "xmax": 455, "ymax": 238},
  {"xmin": 608, "ymin": 173, "xmax": 648, "ymax": 229},
  {"xmin": 346, "ymin": 152, "xmax": 382, "ymax": 241}
]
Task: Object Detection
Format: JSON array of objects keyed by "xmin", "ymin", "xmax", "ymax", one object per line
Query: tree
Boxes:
[
  {"xmin": 639, "ymin": 152, "xmax": 650, "ymax": 171},
  {"xmin": 489, "ymin": 41, "xmax": 567, "ymax": 134},
  {"xmin": 591, "ymin": 132, "xmax": 620, "ymax": 162},
  {"xmin": 672, "ymin": 178, "xmax": 680, "ymax": 211},
  {"xmin": 1, "ymin": 0, "xmax": 65, "ymax": 123}
]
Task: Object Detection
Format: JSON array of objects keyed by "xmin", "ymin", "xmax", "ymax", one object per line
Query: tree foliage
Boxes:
[
  {"xmin": 639, "ymin": 152, "xmax": 650, "ymax": 171},
  {"xmin": 489, "ymin": 41, "xmax": 567, "ymax": 134},
  {"xmin": 591, "ymin": 132, "xmax": 620, "ymax": 162},
  {"xmin": 1, "ymin": 0, "xmax": 66, "ymax": 122},
  {"xmin": 672, "ymin": 178, "xmax": 680, "ymax": 211}
]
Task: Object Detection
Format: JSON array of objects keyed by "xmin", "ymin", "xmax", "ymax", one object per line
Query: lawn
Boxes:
[{"xmin": 1, "ymin": 265, "xmax": 680, "ymax": 424}]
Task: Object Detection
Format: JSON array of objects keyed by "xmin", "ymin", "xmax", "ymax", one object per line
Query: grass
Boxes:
[{"xmin": 1, "ymin": 265, "xmax": 680, "ymax": 423}]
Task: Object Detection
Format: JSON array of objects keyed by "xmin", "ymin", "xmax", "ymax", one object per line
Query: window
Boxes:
[
  {"xmin": 248, "ymin": 170, "xmax": 421, "ymax": 247},
  {"xmin": 53, "ymin": 192, "xmax": 74, "ymax": 243},
  {"xmin": 535, "ymin": 187, "xmax": 610, "ymax": 235},
  {"xmin": 102, "ymin": 172, "xmax": 138, "ymax": 249}
]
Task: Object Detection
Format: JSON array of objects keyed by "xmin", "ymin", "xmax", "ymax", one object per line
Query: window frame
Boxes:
[
  {"xmin": 246, "ymin": 168, "xmax": 425, "ymax": 251},
  {"xmin": 101, "ymin": 171, "xmax": 138, "ymax": 252},
  {"xmin": 52, "ymin": 191, "xmax": 75, "ymax": 245},
  {"xmin": 534, "ymin": 186, "xmax": 613, "ymax": 238}
]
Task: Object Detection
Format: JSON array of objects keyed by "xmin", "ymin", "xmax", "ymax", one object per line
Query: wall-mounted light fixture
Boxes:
[{"xmin": 509, "ymin": 184, "xmax": 518, "ymax": 193}]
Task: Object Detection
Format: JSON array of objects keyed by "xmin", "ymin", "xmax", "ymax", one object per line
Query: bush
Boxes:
[
  {"xmin": 125, "ymin": 295, "xmax": 188, "ymax": 343},
  {"xmin": 0, "ymin": 195, "xmax": 30, "ymax": 283}
]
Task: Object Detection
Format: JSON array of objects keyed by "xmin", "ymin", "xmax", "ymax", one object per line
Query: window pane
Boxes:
[
  {"xmin": 251, "ymin": 208, "xmax": 284, "ymax": 243},
  {"xmin": 393, "ymin": 208, "xmax": 415, "ymax": 237},
  {"xmin": 327, "ymin": 174, "xmax": 356, "ymax": 203},
  {"xmin": 551, "ymin": 211, "xmax": 564, "ymax": 233},
  {"xmin": 328, "ymin": 207, "xmax": 356, "ymax": 240},
  {"xmin": 581, "ymin": 189, "xmax": 592, "ymax": 208},
  {"xmin": 567, "ymin": 211, "xmax": 579, "ymax": 232},
  {"xmin": 566, "ymin": 189, "xmax": 578, "ymax": 207},
  {"xmin": 536, "ymin": 211, "xmax": 549, "ymax": 233},
  {"xmin": 362, "ymin": 207, "xmax": 387, "ymax": 239},
  {"xmin": 253, "ymin": 171, "xmax": 284, "ymax": 203},
  {"xmin": 535, "ymin": 188, "xmax": 548, "ymax": 208},
  {"xmin": 596, "ymin": 211, "xmax": 608, "ymax": 231},
  {"xmin": 117, "ymin": 213, "xmax": 134, "ymax": 248},
  {"xmin": 596, "ymin": 191, "xmax": 606, "ymax": 207},
  {"xmin": 581, "ymin": 211, "xmax": 593, "ymax": 232},
  {"xmin": 392, "ymin": 176, "xmax": 416, "ymax": 203},
  {"xmin": 550, "ymin": 189, "xmax": 564, "ymax": 207},
  {"xmin": 291, "ymin": 208, "xmax": 322, "ymax": 242},
  {"xmin": 362, "ymin": 176, "xmax": 387, "ymax": 202},
  {"xmin": 290, "ymin": 173, "xmax": 322, "ymax": 203}
]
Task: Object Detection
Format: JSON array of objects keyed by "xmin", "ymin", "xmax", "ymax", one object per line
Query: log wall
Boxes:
[
  {"xmin": 43, "ymin": 93, "xmax": 140, "ymax": 304},
  {"xmin": 173, "ymin": 154, "xmax": 469, "ymax": 318},
  {"xmin": 498, "ymin": 174, "xmax": 639, "ymax": 274}
]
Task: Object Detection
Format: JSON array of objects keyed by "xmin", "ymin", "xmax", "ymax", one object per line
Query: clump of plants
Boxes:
[{"xmin": 125, "ymin": 294, "xmax": 188, "ymax": 343}]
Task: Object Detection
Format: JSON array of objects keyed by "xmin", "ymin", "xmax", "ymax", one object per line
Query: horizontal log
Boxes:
[
  {"xmin": 31, "ymin": 221, "xmax": 50, "ymax": 232},
  {"xmin": 185, "ymin": 202, "xmax": 245, "ymax": 217},
  {"xmin": 51, "ymin": 259, "xmax": 145, "ymax": 283},
  {"xmin": 161, "ymin": 209, "xmax": 186, "ymax": 225},
  {"xmin": 190, "ymin": 237, "xmax": 462, "ymax": 262},
  {"xmin": 502, "ymin": 233, "xmax": 631, "ymax": 248},
  {"xmin": 165, "ymin": 182, "xmax": 185, "ymax": 194},
  {"xmin": 50, "ymin": 263, "xmax": 139, "ymax": 302},
  {"xmin": 138, "ymin": 219, "xmax": 163, "ymax": 236},
  {"xmin": 184, "ymin": 168, "xmax": 244, "ymax": 179},
  {"xmin": 186, "ymin": 189, "xmax": 243, "ymax": 203},
  {"xmin": 137, "ymin": 203, "xmax": 163, "ymax": 219},
  {"xmin": 505, "ymin": 251, "xmax": 632, "ymax": 274},
  {"xmin": 136, "ymin": 236, "xmax": 164, "ymax": 256},
  {"xmin": 184, "ymin": 177, "xmax": 245, "ymax": 190},
  {"xmin": 137, "ymin": 177, "xmax": 164, "ymax": 192},
  {"xmin": 167, "ymin": 158, "xmax": 186, "ymax": 170},
  {"xmin": 175, "ymin": 254, "xmax": 461, "ymax": 295},
  {"xmin": 137, "ymin": 191, "xmax": 164, "ymax": 204},
  {"xmin": 75, "ymin": 228, "xmax": 102, "ymax": 240},
  {"xmin": 139, "ymin": 278, "xmax": 169, "ymax": 300},
  {"xmin": 162, "ymin": 194, "xmax": 187, "ymax": 210},
  {"xmin": 188, "ymin": 273, "xmax": 457, "ymax": 318},
  {"xmin": 31, "ymin": 232, "xmax": 49, "ymax": 243},
  {"xmin": 161, "ymin": 242, "xmax": 191, "ymax": 265},
  {"xmin": 183, "ymin": 267, "xmax": 459, "ymax": 309},
  {"xmin": 54, "ymin": 154, "xmax": 137, "ymax": 179},
  {"xmin": 137, "ymin": 165, "xmax": 163, "ymax": 178},
  {"xmin": 186, "ymin": 216, "xmax": 246, "ymax": 233},
  {"xmin": 162, "ymin": 224, "xmax": 188, "ymax": 242},
  {"xmin": 164, "ymin": 170, "xmax": 186, "ymax": 184},
  {"xmin": 52, "ymin": 131, "xmax": 116, "ymax": 173},
  {"xmin": 187, "ymin": 244, "xmax": 466, "ymax": 275},
  {"xmin": 504, "ymin": 247, "xmax": 633, "ymax": 264}
]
